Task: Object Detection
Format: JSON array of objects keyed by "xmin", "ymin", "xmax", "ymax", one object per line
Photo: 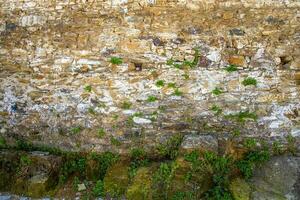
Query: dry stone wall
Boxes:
[{"xmin": 0, "ymin": 0, "xmax": 300, "ymax": 153}]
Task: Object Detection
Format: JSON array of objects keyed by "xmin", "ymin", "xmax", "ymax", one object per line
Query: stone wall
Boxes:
[{"xmin": 0, "ymin": 0, "xmax": 299, "ymax": 153}]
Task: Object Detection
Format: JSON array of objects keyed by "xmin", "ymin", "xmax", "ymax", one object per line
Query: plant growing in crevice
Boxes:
[
  {"xmin": 110, "ymin": 136, "xmax": 121, "ymax": 146},
  {"xmin": 98, "ymin": 128, "xmax": 106, "ymax": 138},
  {"xmin": 272, "ymin": 141, "xmax": 284, "ymax": 155},
  {"xmin": 152, "ymin": 162, "xmax": 178, "ymax": 200},
  {"xmin": 110, "ymin": 57, "xmax": 123, "ymax": 65},
  {"xmin": 147, "ymin": 95, "xmax": 158, "ymax": 102},
  {"xmin": 173, "ymin": 88, "xmax": 183, "ymax": 96},
  {"xmin": 0, "ymin": 136, "xmax": 6, "ymax": 148},
  {"xmin": 84, "ymin": 85, "xmax": 92, "ymax": 92},
  {"xmin": 286, "ymin": 134, "xmax": 297, "ymax": 155},
  {"xmin": 121, "ymin": 101, "xmax": 132, "ymax": 109},
  {"xmin": 242, "ymin": 77, "xmax": 257, "ymax": 86},
  {"xmin": 210, "ymin": 104, "xmax": 223, "ymax": 116},
  {"xmin": 156, "ymin": 134, "xmax": 183, "ymax": 160},
  {"xmin": 168, "ymin": 82, "xmax": 177, "ymax": 88},
  {"xmin": 166, "ymin": 48, "xmax": 200, "ymax": 69},
  {"xmin": 236, "ymin": 149, "xmax": 270, "ymax": 179},
  {"xmin": 128, "ymin": 148, "xmax": 149, "ymax": 181},
  {"xmin": 70, "ymin": 126, "xmax": 82, "ymax": 134},
  {"xmin": 156, "ymin": 80, "xmax": 165, "ymax": 87},
  {"xmin": 212, "ymin": 87, "xmax": 223, "ymax": 96},
  {"xmin": 92, "ymin": 180, "xmax": 104, "ymax": 197},
  {"xmin": 225, "ymin": 64, "xmax": 238, "ymax": 73},
  {"xmin": 225, "ymin": 110, "xmax": 257, "ymax": 123}
]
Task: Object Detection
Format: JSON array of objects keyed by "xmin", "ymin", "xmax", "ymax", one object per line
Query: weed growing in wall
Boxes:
[
  {"xmin": 242, "ymin": 77, "xmax": 257, "ymax": 86},
  {"xmin": 121, "ymin": 101, "xmax": 132, "ymax": 109},
  {"xmin": 225, "ymin": 64, "xmax": 238, "ymax": 72},
  {"xmin": 84, "ymin": 85, "xmax": 92, "ymax": 92},
  {"xmin": 155, "ymin": 80, "xmax": 165, "ymax": 87},
  {"xmin": 212, "ymin": 87, "xmax": 223, "ymax": 96},
  {"xmin": 147, "ymin": 95, "xmax": 158, "ymax": 102},
  {"xmin": 110, "ymin": 57, "xmax": 123, "ymax": 65}
]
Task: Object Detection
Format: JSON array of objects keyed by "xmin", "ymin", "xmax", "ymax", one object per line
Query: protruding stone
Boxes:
[{"xmin": 181, "ymin": 134, "xmax": 218, "ymax": 153}]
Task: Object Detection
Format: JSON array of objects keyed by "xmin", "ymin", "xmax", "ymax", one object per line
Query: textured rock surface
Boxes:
[
  {"xmin": 0, "ymin": 0, "xmax": 299, "ymax": 153},
  {"xmin": 250, "ymin": 156, "xmax": 300, "ymax": 200}
]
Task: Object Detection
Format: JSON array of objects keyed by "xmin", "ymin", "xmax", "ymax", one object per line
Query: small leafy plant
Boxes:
[
  {"xmin": 156, "ymin": 80, "xmax": 165, "ymax": 87},
  {"xmin": 212, "ymin": 87, "xmax": 223, "ymax": 96},
  {"xmin": 147, "ymin": 95, "xmax": 157, "ymax": 102},
  {"xmin": 210, "ymin": 104, "xmax": 223, "ymax": 115},
  {"xmin": 242, "ymin": 77, "xmax": 257, "ymax": 86},
  {"xmin": 121, "ymin": 101, "xmax": 132, "ymax": 109},
  {"xmin": 92, "ymin": 180, "xmax": 104, "ymax": 197},
  {"xmin": 225, "ymin": 110, "xmax": 257, "ymax": 123},
  {"xmin": 173, "ymin": 88, "xmax": 183, "ymax": 96},
  {"xmin": 84, "ymin": 85, "xmax": 92, "ymax": 92},
  {"xmin": 110, "ymin": 136, "xmax": 121, "ymax": 146},
  {"xmin": 168, "ymin": 82, "xmax": 177, "ymax": 88},
  {"xmin": 98, "ymin": 128, "xmax": 106, "ymax": 138},
  {"xmin": 128, "ymin": 148, "xmax": 149, "ymax": 180},
  {"xmin": 156, "ymin": 134, "xmax": 183, "ymax": 159},
  {"xmin": 70, "ymin": 126, "xmax": 82, "ymax": 134},
  {"xmin": 225, "ymin": 64, "xmax": 238, "ymax": 72},
  {"xmin": 110, "ymin": 57, "xmax": 123, "ymax": 65}
]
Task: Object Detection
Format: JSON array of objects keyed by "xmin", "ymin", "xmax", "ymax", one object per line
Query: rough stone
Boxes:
[
  {"xmin": 181, "ymin": 135, "xmax": 218, "ymax": 153},
  {"xmin": 250, "ymin": 156, "xmax": 300, "ymax": 200}
]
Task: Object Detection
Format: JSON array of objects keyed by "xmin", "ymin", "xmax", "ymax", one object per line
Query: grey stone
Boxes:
[
  {"xmin": 250, "ymin": 156, "xmax": 300, "ymax": 200},
  {"xmin": 229, "ymin": 28, "xmax": 245, "ymax": 36},
  {"xmin": 181, "ymin": 134, "xmax": 218, "ymax": 152},
  {"xmin": 0, "ymin": 196, "xmax": 11, "ymax": 200}
]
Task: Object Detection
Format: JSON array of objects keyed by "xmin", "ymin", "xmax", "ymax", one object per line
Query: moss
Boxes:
[
  {"xmin": 126, "ymin": 167, "xmax": 153, "ymax": 200},
  {"xmin": 104, "ymin": 162, "xmax": 130, "ymax": 198},
  {"xmin": 229, "ymin": 178, "xmax": 251, "ymax": 200}
]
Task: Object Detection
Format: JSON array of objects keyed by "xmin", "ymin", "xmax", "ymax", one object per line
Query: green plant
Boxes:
[
  {"xmin": 98, "ymin": 128, "xmax": 106, "ymax": 138},
  {"xmin": 167, "ymin": 82, "xmax": 177, "ymax": 88},
  {"xmin": 202, "ymin": 152, "xmax": 234, "ymax": 200},
  {"xmin": 73, "ymin": 176, "xmax": 80, "ymax": 191},
  {"xmin": 121, "ymin": 101, "xmax": 132, "ymax": 109},
  {"xmin": 242, "ymin": 77, "xmax": 257, "ymax": 86},
  {"xmin": 70, "ymin": 126, "xmax": 82, "ymax": 134},
  {"xmin": 286, "ymin": 134, "xmax": 296, "ymax": 155},
  {"xmin": 0, "ymin": 136, "xmax": 6, "ymax": 148},
  {"xmin": 166, "ymin": 48, "xmax": 199, "ymax": 69},
  {"xmin": 92, "ymin": 180, "xmax": 104, "ymax": 197},
  {"xmin": 156, "ymin": 134, "xmax": 183, "ymax": 160},
  {"xmin": 147, "ymin": 95, "xmax": 157, "ymax": 102},
  {"xmin": 128, "ymin": 148, "xmax": 149, "ymax": 180},
  {"xmin": 243, "ymin": 138, "xmax": 257, "ymax": 150},
  {"xmin": 236, "ymin": 150, "xmax": 270, "ymax": 179},
  {"xmin": 84, "ymin": 85, "xmax": 92, "ymax": 92},
  {"xmin": 272, "ymin": 141, "xmax": 283, "ymax": 155},
  {"xmin": 59, "ymin": 156, "xmax": 86, "ymax": 184},
  {"xmin": 171, "ymin": 191, "xmax": 195, "ymax": 200},
  {"xmin": 156, "ymin": 80, "xmax": 165, "ymax": 87},
  {"xmin": 110, "ymin": 136, "xmax": 121, "ymax": 146},
  {"xmin": 110, "ymin": 57, "xmax": 123, "ymax": 65},
  {"xmin": 212, "ymin": 87, "xmax": 223, "ymax": 96},
  {"xmin": 225, "ymin": 64, "xmax": 238, "ymax": 72},
  {"xmin": 182, "ymin": 73, "xmax": 190, "ymax": 80},
  {"xmin": 88, "ymin": 151, "xmax": 119, "ymax": 180},
  {"xmin": 225, "ymin": 110, "xmax": 257, "ymax": 123},
  {"xmin": 88, "ymin": 107, "xmax": 96, "ymax": 115},
  {"xmin": 173, "ymin": 88, "xmax": 183, "ymax": 96},
  {"xmin": 20, "ymin": 155, "xmax": 32, "ymax": 166},
  {"xmin": 153, "ymin": 162, "xmax": 178, "ymax": 200},
  {"xmin": 210, "ymin": 105, "xmax": 223, "ymax": 115},
  {"xmin": 231, "ymin": 129, "xmax": 241, "ymax": 137}
]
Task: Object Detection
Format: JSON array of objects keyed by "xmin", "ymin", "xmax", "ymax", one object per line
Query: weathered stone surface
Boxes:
[
  {"xmin": 126, "ymin": 167, "xmax": 153, "ymax": 200},
  {"xmin": 0, "ymin": 0, "xmax": 299, "ymax": 154},
  {"xmin": 181, "ymin": 135, "xmax": 218, "ymax": 153},
  {"xmin": 229, "ymin": 178, "xmax": 251, "ymax": 200},
  {"xmin": 250, "ymin": 156, "xmax": 300, "ymax": 200},
  {"xmin": 103, "ymin": 162, "xmax": 130, "ymax": 198}
]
